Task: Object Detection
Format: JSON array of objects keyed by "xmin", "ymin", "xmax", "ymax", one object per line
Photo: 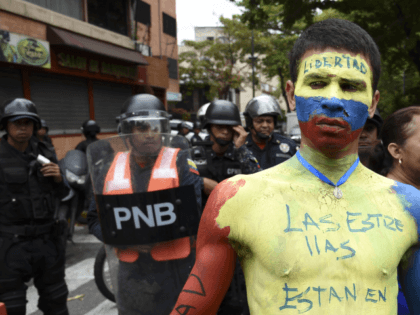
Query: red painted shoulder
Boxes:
[{"xmin": 198, "ymin": 178, "xmax": 246, "ymax": 245}]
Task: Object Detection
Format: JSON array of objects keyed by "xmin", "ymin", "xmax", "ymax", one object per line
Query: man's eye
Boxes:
[
  {"xmin": 309, "ymin": 81, "xmax": 326, "ymax": 89},
  {"xmin": 341, "ymin": 83, "xmax": 358, "ymax": 91}
]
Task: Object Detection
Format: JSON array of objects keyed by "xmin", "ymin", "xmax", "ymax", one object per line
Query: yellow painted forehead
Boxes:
[
  {"xmin": 297, "ymin": 52, "xmax": 373, "ymax": 85},
  {"xmin": 295, "ymin": 52, "xmax": 374, "ymax": 105}
]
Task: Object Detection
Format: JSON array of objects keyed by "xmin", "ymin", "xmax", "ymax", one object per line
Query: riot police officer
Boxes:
[
  {"xmin": 177, "ymin": 121, "xmax": 190, "ymax": 137},
  {"xmin": 243, "ymin": 95, "xmax": 297, "ymax": 170},
  {"xmin": 358, "ymin": 108, "xmax": 383, "ymax": 172},
  {"xmin": 36, "ymin": 119, "xmax": 56, "ymax": 157},
  {"xmin": 190, "ymin": 121, "xmax": 203, "ymax": 145},
  {"xmin": 176, "ymin": 121, "xmax": 192, "ymax": 148},
  {"xmin": 75, "ymin": 119, "xmax": 100, "ymax": 153},
  {"xmin": 87, "ymin": 94, "xmax": 203, "ymax": 315},
  {"xmin": 194, "ymin": 100, "xmax": 260, "ymax": 196},
  {"xmin": 0, "ymin": 98, "xmax": 70, "ymax": 315}
]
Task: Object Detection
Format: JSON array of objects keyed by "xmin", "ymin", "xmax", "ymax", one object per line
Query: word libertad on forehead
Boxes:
[{"xmin": 303, "ymin": 55, "xmax": 368, "ymax": 76}]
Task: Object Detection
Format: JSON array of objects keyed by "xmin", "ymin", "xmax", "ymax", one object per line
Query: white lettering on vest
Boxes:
[
  {"xmin": 114, "ymin": 207, "xmax": 132, "ymax": 230},
  {"xmin": 132, "ymin": 205, "xmax": 155, "ymax": 228},
  {"xmin": 154, "ymin": 202, "xmax": 177, "ymax": 226}
]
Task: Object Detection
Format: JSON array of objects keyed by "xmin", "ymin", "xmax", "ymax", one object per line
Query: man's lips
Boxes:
[{"xmin": 312, "ymin": 116, "xmax": 349, "ymax": 130}]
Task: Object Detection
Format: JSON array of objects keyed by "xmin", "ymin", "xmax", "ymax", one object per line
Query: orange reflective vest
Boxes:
[{"xmin": 104, "ymin": 147, "xmax": 191, "ymax": 262}]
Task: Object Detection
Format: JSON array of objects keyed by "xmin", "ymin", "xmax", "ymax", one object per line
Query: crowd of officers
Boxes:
[{"xmin": 0, "ymin": 92, "xmax": 382, "ymax": 315}]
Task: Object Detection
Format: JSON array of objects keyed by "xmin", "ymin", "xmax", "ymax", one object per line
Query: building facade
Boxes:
[
  {"xmin": 178, "ymin": 26, "xmax": 286, "ymax": 114},
  {"xmin": 0, "ymin": 0, "xmax": 180, "ymax": 158}
]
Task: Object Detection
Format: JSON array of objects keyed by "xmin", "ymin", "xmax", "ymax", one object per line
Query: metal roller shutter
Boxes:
[
  {"xmin": 30, "ymin": 73, "xmax": 89, "ymax": 135},
  {"xmin": 0, "ymin": 68, "xmax": 23, "ymax": 137},
  {"xmin": 0, "ymin": 68, "xmax": 23, "ymax": 106},
  {"xmin": 92, "ymin": 81, "xmax": 132, "ymax": 132}
]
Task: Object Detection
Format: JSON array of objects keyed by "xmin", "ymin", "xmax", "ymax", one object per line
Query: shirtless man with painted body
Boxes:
[{"xmin": 170, "ymin": 19, "xmax": 420, "ymax": 314}]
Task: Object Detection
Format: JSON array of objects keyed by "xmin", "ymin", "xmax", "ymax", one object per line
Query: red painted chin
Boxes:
[{"xmin": 299, "ymin": 117, "xmax": 362, "ymax": 152}]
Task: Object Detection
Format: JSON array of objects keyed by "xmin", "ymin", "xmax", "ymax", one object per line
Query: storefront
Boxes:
[{"xmin": 0, "ymin": 26, "xmax": 150, "ymax": 158}]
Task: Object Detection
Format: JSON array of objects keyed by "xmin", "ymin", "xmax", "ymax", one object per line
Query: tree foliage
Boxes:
[{"xmin": 179, "ymin": 16, "xmax": 266, "ymax": 100}]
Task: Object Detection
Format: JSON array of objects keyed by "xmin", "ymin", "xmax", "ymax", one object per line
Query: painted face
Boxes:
[{"xmin": 295, "ymin": 51, "xmax": 374, "ymax": 152}]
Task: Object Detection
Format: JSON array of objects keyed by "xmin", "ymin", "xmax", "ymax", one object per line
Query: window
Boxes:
[
  {"xmin": 135, "ymin": 0, "xmax": 151, "ymax": 26},
  {"xmin": 87, "ymin": 0, "xmax": 128, "ymax": 36},
  {"xmin": 168, "ymin": 58, "xmax": 178, "ymax": 79},
  {"xmin": 23, "ymin": 0, "xmax": 83, "ymax": 20},
  {"xmin": 206, "ymin": 37, "xmax": 214, "ymax": 41},
  {"xmin": 163, "ymin": 13, "xmax": 176, "ymax": 38}
]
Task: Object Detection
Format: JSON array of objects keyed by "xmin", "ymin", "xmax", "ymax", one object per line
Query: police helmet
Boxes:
[
  {"xmin": 203, "ymin": 100, "xmax": 241, "ymax": 129},
  {"xmin": 177, "ymin": 121, "xmax": 191, "ymax": 131},
  {"xmin": 193, "ymin": 121, "xmax": 202, "ymax": 130},
  {"xmin": 197, "ymin": 103, "xmax": 210, "ymax": 124},
  {"xmin": 81, "ymin": 119, "xmax": 100, "ymax": 136},
  {"xmin": 0, "ymin": 98, "xmax": 41, "ymax": 130},
  {"xmin": 244, "ymin": 95, "xmax": 283, "ymax": 129},
  {"xmin": 40, "ymin": 119, "xmax": 48, "ymax": 131},
  {"xmin": 117, "ymin": 94, "xmax": 170, "ymax": 135}
]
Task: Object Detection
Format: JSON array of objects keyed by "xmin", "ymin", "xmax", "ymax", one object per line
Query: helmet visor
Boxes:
[{"xmin": 120, "ymin": 117, "xmax": 170, "ymax": 135}]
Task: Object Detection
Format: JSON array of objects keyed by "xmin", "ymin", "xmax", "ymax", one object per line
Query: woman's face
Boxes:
[{"xmin": 401, "ymin": 115, "xmax": 420, "ymax": 176}]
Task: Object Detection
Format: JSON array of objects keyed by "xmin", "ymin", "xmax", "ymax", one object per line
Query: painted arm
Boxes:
[
  {"xmin": 399, "ymin": 244, "xmax": 420, "ymax": 313},
  {"xmin": 170, "ymin": 179, "xmax": 245, "ymax": 314}
]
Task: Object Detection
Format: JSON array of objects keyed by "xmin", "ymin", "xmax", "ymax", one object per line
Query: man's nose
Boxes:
[
  {"xmin": 144, "ymin": 130, "xmax": 154, "ymax": 137},
  {"xmin": 220, "ymin": 127, "xmax": 229, "ymax": 134},
  {"xmin": 320, "ymin": 98, "xmax": 346, "ymax": 115}
]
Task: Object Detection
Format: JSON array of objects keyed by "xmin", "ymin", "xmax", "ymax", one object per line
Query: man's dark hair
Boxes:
[{"xmin": 289, "ymin": 19, "xmax": 381, "ymax": 92}]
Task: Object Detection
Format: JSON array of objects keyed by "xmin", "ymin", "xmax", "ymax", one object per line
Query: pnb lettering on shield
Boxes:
[{"xmin": 113, "ymin": 202, "xmax": 177, "ymax": 229}]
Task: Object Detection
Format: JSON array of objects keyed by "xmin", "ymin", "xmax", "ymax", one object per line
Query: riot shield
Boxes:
[{"xmin": 87, "ymin": 134, "xmax": 201, "ymax": 315}]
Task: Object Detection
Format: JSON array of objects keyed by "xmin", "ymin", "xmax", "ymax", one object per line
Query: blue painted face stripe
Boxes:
[{"xmin": 295, "ymin": 96, "xmax": 369, "ymax": 131}]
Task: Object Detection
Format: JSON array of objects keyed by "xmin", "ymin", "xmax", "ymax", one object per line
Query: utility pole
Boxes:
[{"xmin": 249, "ymin": 30, "xmax": 257, "ymax": 98}]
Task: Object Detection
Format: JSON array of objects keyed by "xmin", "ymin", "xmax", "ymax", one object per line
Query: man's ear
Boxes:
[
  {"xmin": 387, "ymin": 142, "xmax": 402, "ymax": 160},
  {"xmin": 286, "ymin": 80, "xmax": 296, "ymax": 111},
  {"xmin": 368, "ymin": 90, "xmax": 380, "ymax": 118}
]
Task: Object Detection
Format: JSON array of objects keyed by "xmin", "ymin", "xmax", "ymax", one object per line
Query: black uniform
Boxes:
[
  {"xmin": 190, "ymin": 134, "xmax": 203, "ymax": 146},
  {"xmin": 75, "ymin": 136, "xmax": 98, "ymax": 154},
  {"xmin": 245, "ymin": 132, "xmax": 297, "ymax": 170},
  {"xmin": 0, "ymin": 135, "xmax": 70, "ymax": 315},
  {"xmin": 194, "ymin": 142, "xmax": 260, "ymax": 184}
]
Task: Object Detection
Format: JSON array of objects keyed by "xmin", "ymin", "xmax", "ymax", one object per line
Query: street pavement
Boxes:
[{"xmin": 27, "ymin": 224, "xmax": 119, "ymax": 315}]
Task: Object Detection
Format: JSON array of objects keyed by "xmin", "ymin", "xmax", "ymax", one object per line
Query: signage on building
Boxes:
[
  {"xmin": 57, "ymin": 52, "xmax": 140, "ymax": 81},
  {"xmin": 167, "ymin": 91, "xmax": 182, "ymax": 102},
  {"xmin": 0, "ymin": 30, "xmax": 50, "ymax": 68}
]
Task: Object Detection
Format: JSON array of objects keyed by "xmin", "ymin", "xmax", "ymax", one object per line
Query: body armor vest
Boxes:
[
  {"xmin": 195, "ymin": 147, "xmax": 242, "ymax": 183},
  {"xmin": 0, "ymin": 139, "xmax": 56, "ymax": 224}
]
